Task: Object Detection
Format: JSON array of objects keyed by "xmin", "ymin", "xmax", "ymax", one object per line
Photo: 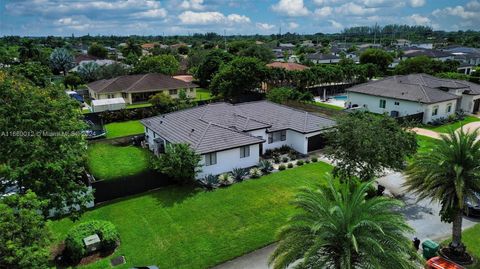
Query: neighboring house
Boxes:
[
  {"xmin": 141, "ymin": 101, "xmax": 335, "ymax": 178},
  {"xmin": 70, "ymin": 59, "xmax": 126, "ymax": 72},
  {"xmin": 394, "ymin": 39, "xmax": 411, "ymax": 47},
  {"xmin": 346, "ymin": 74, "xmax": 480, "ymax": 123},
  {"xmin": 307, "ymin": 53, "xmax": 341, "ymax": 64},
  {"xmin": 87, "ymin": 73, "xmax": 198, "ymax": 104},
  {"xmin": 74, "ymin": 54, "xmax": 100, "ymax": 65},
  {"xmin": 411, "ymin": 43, "xmax": 434, "ymax": 49},
  {"xmin": 402, "ymin": 49, "xmax": 454, "ymax": 61}
]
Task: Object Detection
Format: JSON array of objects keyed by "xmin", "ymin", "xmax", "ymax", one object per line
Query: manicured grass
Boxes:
[
  {"xmin": 441, "ymin": 224, "xmax": 480, "ymax": 269},
  {"xmin": 87, "ymin": 143, "xmax": 151, "ymax": 181},
  {"xmin": 48, "ymin": 162, "xmax": 332, "ymax": 269},
  {"xmin": 424, "ymin": 116, "xmax": 480, "ymax": 133},
  {"xmin": 195, "ymin": 88, "xmax": 214, "ymax": 101},
  {"xmin": 105, "ymin": 120, "xmax": 144, "ymax": 139},
  {"xmin": 126, "ymin": 102, "xmax": 153, "ymax": 109},
  {"xmin": 416, "ymin": 135, "xmax": 440, "ymax": 154},
  {"xmin": 309, "ymin": 101, "xmax": 344, "ymax": 111}
]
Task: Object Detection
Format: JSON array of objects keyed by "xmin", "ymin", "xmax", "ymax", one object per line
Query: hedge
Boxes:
[{"xmin": 64, "ymin": 220, "xmax": 120, "ymax": 262}]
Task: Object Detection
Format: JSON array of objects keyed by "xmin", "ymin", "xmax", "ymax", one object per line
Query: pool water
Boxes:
[{"xmin": 333, "ymin": 95, "xmax": 347, "ymax": 100}]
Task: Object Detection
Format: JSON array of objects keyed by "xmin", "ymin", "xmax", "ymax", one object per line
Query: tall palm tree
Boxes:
[
  {"xmin": 270, "ymin": 179, "xmax": 417, "ymax": 269},
  {"xmin": 404, "ymin": 129, "xmax": 480, "ymax": 260},
  {"xmin": 122, "ymin": 38, "xmax": 142, "ymax": 57}
]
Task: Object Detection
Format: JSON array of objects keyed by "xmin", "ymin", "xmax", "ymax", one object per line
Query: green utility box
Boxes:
[{"xmin": 422, "ymin": 239, "xmax": 440, "ymax": 260}]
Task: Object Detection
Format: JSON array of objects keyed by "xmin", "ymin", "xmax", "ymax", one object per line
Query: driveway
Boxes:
[{"xmin": 212, "ymin": 171, "xmax": 479, "ymax": 269}]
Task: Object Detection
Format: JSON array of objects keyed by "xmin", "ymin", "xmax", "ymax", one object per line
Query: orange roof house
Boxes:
[{"xmin": 266, "ymin": 62, "xmax": 309, "ymax": 71}]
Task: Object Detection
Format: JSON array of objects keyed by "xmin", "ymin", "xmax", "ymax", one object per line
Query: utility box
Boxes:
[
  {"xmin": 83, "ymin": 234, "xmax": 101, "ymax": 253},
  {"xmin": 422, "ymin": 239, "xmax": 440, "ymax": 260}
]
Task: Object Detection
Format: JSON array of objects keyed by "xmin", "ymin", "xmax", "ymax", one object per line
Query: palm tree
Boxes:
[
  {"xmin": 49, "ymin": 48, "xmax": 74, "ymax": 76},
  {"xmin": 270, "ymin": 179, "xmax": 417, "ymax": 269},
  {"xmin": 18, "ymin": 39, "xmax": 40, "ymax": 62},
  {"xmin": 122, "ymin": 38, "xmax": 142, "ymax": 57},
  {"xmin": 404, "ymin": 129, "xmax": 480, "ymax": 262}
]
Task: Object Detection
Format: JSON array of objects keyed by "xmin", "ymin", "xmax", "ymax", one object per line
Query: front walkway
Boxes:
[{"xmin": 411, "ymin": 127, "xmax": 441, "ymax": 139}]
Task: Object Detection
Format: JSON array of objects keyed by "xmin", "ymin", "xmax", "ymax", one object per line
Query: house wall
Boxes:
[
  {"xmin": 347, "ymin": 92, "xmax": 457, "ymax": 123},
  {"xmin": 248, "ymin": 128, "xmax": 314, "ymax": 155},
  {"xmin": 89, "ymin": 88, "xmax": 196, "ymax": 104},
  {"xmin": 197, "ymin": 144, "xmax": 260, "ymax": 178},
  {"xmin": 459, "ymin": 94, "xmax": 480, "ymax": 113}
]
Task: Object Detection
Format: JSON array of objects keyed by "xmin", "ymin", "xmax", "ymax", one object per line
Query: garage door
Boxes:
[{"xmin": 307, "ymin": 134, "xmax": 326, "ymax": 152}]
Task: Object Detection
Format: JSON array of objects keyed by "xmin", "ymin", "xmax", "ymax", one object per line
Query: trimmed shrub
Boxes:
[
  {"xmin": 231, "ymin": 167, "xmax": 248, "ymax": 182},
  {"xmin": 64, "ymin": 220, "xmax": 119, "ymax": 262},
  {"xmin": 218, "ymin": 173, "xmax": 234, "ymax": 186},
  {"xmin": 282, "ymin": 157, "xmax": 289, "ymax": 163},
  {"xmin": 311, "ymin": 156, "xmax": 318, "ymax": 162},
  {"xmin": 273, "ymin": 153, "xmax": 281, "ymax": 164},
  {"xmin": 296, "ymin": 160, "xmax": 304, "ymax": 166},
  {"xmin": 278, "ymin": 164, "xmax": 286, "ymax": 171},
  {"xmin": 198, "ymin": 174, "xmax": 220, "ymax": 190},
  {"xmin": 305, "ymin": 159, "xmax": 311, "ymax": 164},
  {"xmin": 249, "ymin": 168, "xmax": 262, "ymax": 178},
  {"xmin": 258, "ymin": 160, "xmax": 273, "ymax": 174},
  {"xmin": 287, "ymin": 163, "xmax": 294, "ymax": 168},
  {"xmin": 288, "ymin": 151, "xmax": 297, "ymax": 161}
]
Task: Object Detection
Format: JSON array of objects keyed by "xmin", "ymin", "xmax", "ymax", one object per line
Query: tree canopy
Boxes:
[
  {"xmin": 134, "ymin": 55, "xmax": 179, "ymax": 75},
  {"xmin": 359, "ymin": 48, "xmax": 394, "ymax": 73},
  {"xmin": 88, "ymin": 43, "xmax": 108, "ymax": 58},
  {"xmin": 11, "ymin": 61, "xmax": 53, "ymax": 87},
  {"xmin": 152, "ymin": 143, "xmax": 202, "ymax": 184},
  {"xmin": 195, "ymin": 49, "xmax": 233, "ymax": 88},
  {"xmin": 49, "ymin": 47, "xmax": 74, "ymax": 75},
  {"xmin": 395, "ymin": 56, "xmax": 459, "ymax": 75}
]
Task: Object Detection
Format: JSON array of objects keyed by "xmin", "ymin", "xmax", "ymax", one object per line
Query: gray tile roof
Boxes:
[
  {"xmin": 87, "ymin": 73, "xmax": 197, "ymax": 94},
  {"xmin": 141, "ymin": 101, "xmax": 336, "ymax": 154},
  {"xmin": 346, "ymin": 74, "xmax": 480, "ymax": 103},
  {"xmin": 307, "ymin": 53, "xmax": 340, "ymax": 61}
]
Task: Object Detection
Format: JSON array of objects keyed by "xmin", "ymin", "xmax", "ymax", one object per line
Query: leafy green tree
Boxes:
[
  {"xmin": 325, "ymin": 112, "xmax": 417, "ymax": 181},
  {"xmin": 176, "ymin": 89, "xmax": 193, "ymax": 110},
  {"xmin": 124, "ymin": 52, "xmax": 139, "ymax": 66},
  {"xmin": 0, "ymin": 45, "xmax": 19, "ymax": 64},
  {"xmin": 121, "ymin": 38, "xmax": 142, "ymax": 57},
  {"xmin": 177, "ymin": 45, "xmax": 189, "ymax": 55},
  {"xmin": 227, "ymin": 40, "xmax": 252, "ymax": 54},
  {"xmin": 153, "ymin": 143, "xmax": 202, "ymax": 184},
  {"xmin": 0, "ymin": 191, "xmax": 51, "ymax": 269},
  {"xmin": 359, "ymin": 48, "xmax": 394, "ymax": 73},
  {"xmin": 405, "ymin": 129, "xmax": 480, "ymax": 259},
  {"xmin": 77, "ymin": 61, "xmax": 100, "ymax": 82},
  {"xmin": 196, "ymin": 49, "xmax": 233, "ymax": 87},
  {"xmin": 50, "ymin": 47, "xmax": 74, "ymax": 75},
  {"xmin": 134, "ymin": 55, "xmax": 179, "ymax": 75},
  {"xmin": 97, "ymin": 63, "xmax": 130, "ymax": 79},
  {"xmin": 238, "ymin": 44, "xmax": 275, "ymax": 63},
  {"xmin": 11, "ymin": 61, "xmax": 53, "ymax": 87},
  {"xmin": 266, "ymin": 87, "xmax": 294, "ymax": 104},
  {"xmin": 0, "ymin": 72, "xmax": 92, "ymax": 217},
  {"xmin": 209, "ymin": 56, "xmax": 267, "ymax": 100},
  {"xmin": 64, "ymin": 73, "xmax": 83, "ymax": 89},
  {"xmin": 436, "ymin": 72, "xmax": 470, "ymax": 81},
  {"xmin": 87, "ymin": 43, "xmax": 108, "ymax": 58},
  {"xmin": 18, "ymin": 39, "xmax": 40, "ymax": 62},
  {"xmin": 149, "ymin": 92, "xmax": 174, "ymax": 111},
  {"xmin": 395, "ymin": 56, "xmax": 459, "ymax": 75},
  {"xmin": 270, "ymin": 179, "xmax": 418, "ymax": 269}
]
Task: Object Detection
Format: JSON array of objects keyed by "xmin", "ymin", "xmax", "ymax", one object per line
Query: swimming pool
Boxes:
[{"xmin": 333, "ymin": 95, "xmax": 347, "ymax": 100}]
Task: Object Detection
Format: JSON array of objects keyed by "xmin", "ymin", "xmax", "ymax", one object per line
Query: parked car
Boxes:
[{"xmin": 465, "ymin": 192, "xmax": 480, "ymax": 217}]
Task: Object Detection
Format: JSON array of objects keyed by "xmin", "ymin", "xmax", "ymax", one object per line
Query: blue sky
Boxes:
[{"xmin": 0, "ymin": 0, "xmax": 478, "ymax": 36}]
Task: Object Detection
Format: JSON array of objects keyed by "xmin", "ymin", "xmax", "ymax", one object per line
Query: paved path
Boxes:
[
  {"xmin": 411, "ymin": 127, "xmax": 441, "ymax": 139},
  {"xmin": 212, "ymin": 170, "xmax": 479, "ymax": 269}
]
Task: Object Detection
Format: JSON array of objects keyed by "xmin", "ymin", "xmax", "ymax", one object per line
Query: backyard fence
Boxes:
[{"xmin": 91, "ymin": 170, "xmax": 173, "ymax": 204}]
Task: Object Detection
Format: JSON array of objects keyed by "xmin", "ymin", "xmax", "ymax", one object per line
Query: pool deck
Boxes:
[{"xmin": 314, "ymin": 96, "xmax": 346, "ymax": 108}]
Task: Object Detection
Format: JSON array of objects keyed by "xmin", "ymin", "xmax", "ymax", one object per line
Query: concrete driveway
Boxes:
[{"xmin": 212, "ymin": 171, "xmax": 479, "ymax": 269}]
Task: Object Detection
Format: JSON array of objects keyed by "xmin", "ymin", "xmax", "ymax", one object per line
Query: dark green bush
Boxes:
[
  {"xmin": 311, "ymin": 156, "xmax": 318, "ymax": 162},
  {"xmin": 64, "ymin": 220, "xmax": 120, "ymax": 262},
  {"xmin": 305, "ymin": 159, "xmax": 311, "ymax": 164},
  {"xmin": 296, "ymin": 160, "xmax": 304, "ymax": 166},
  {"xmin": 278, "ymin": 164, "xmax": 286, "ymax": 171},
  {"xmin": 287, "ymin": 163, "xmax": 294, "ymax": 168},
  {"xmin": 282, "ymin": 157, "xmax": 289, "ymax": 163}
]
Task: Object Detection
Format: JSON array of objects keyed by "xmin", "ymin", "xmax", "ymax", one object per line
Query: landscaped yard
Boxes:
[
  {"xmin": 126, "ymin": 102, "xmax": 153, "ymax": 109},
  {"xmin": 310, "ymin": 101, "xmax": 345, "ymax": 111},
  {"xmin": 195, "ymin": 88, "xmax": 214, "ymax": 101},
  {"xmin": 48, "ymin": 162, "xmax": 332, "ymax": 269},
  {"xmin": 416, "ymin": 135, "xmax": 440, "ymax": 154},
  {"xmin": 424, "ymin": 115, "xmax": 480, "ymax": 133},
  {"xmin": 87, "ymin": 143, "xmax": 151, "ymax": 181},
  {"xmin": 441, "ymin": 224, "xmax": 480, "ymax": 269},
  {"xmin": 105, "ymin": 120, "xmax": 144, "ymax": 139}
]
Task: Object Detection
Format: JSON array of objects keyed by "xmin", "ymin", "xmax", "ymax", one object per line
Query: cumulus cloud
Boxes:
[
  {"xmin": 180, "ymin": 0, "xmax": 205, "ymax": 11},
  {"xmin": 287, "ymin": 22, "xmax": 299, "ymax": 29},
  {"xmin": 335, "ymin": 2, "xmax": 378, "ymax": 16},
  {"xmin": 409, "ymin": 14, "xmax": 431, "ymax": 24},
  {"xmin": 432, "ymin": 2, "xmax": 479, "ymax": 20},
  {"xmin": 132, "ymin": 8, "xmax": 167, "ymax": 18},
  {"xmin": 178, "ymin": 11, "xmax": 250, "ymax": 25},
  {"xmin": 314, "ymin": 6, "xmax": 333, "ymax": 17},
  {"xmin": 329, "ymin": 19, "xmax": 344, "ymax": 29},
  {"xmin": 256, "ymin": 22, "xmax": 276, "ymax": 30},
  {"xmin": 272, "ymin": 0, "xmax": 309, "ymax": 16},
  {"xmin": 409, "ymin": 0, "xmax": 426, "ymax": 8}
]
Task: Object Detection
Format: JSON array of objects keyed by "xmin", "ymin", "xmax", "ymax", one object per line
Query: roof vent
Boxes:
[
  {"xmin": 191, "ymin": 129, "xmax": 195, "ymax": 133},
  {"xmin": 159, "ymin": 120, "xmax": 162, "ymax": 124}
]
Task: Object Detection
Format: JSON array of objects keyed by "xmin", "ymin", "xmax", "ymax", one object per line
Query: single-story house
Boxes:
[
  {"xmin": 402, "ymin": 49, "xmax": 454, "ymax": 62},
  {"xmin": 87, "ymin": 73, "xmax": 198, "ymax": 104},
  {"xmin": 346, "ymin": 74, "xmax": 480, "ymax": 124},
  {"xmin": 141, "ymin": 101, "xmax": 335, "ymax": 178},
  {"xmin": 306, "ymin": 53, "xmax": 341, "ymax": 64}
]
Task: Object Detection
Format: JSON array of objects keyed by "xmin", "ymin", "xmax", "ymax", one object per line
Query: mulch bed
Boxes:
[{"xmin": 51, "ymin": 241, "xmax": 117, "ymax": 268}]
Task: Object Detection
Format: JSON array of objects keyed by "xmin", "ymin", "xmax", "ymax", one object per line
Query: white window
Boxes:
[
  {"xmin": 240, "ymin": 146, "xmax": 250, "ymax": 158},
  {"xmin": 432, "ymin": 106, "xmax": 439, "ymax": 116},
  {"xmin": 205, "ymin": 152, "xmax": 217, "ymax": 166},
  {"xmin": 268, "ymin": 130, "xmax": 287, "ymax": 144},
  {"xmin": 379, "ymin": 99, "xmax": 386, "ymax": 108},
  {"xmin": 394, "ymin": 101, "xmax": 400, "ymax": 106},
  {"xmin": 446, "ymin": 103, "xmax": 452, "ymax": 113}
]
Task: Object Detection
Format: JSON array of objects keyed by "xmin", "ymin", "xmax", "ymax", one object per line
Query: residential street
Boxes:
[{"xmin": 212, "ymin": 171, "xmax": 480, "ymax": 269}]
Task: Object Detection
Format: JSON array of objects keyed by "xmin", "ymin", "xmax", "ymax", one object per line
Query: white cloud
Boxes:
[
  {"xmin": 132, "ymin": 8, "xmax": 167, "ymax": 18},
  {"xmin": 409, "ymin": 14, "xmax": 431, "ymax": 24},
  {"xmin": 467, "ymin": 0, "xmax": 480, "ymax": 10},
  {"xmin": 329, "ymin": 19, "xmax": 344, "ymax": 29},
  {"xmin": 409, "ymin": 0, "xmax": 426, "ymax": 8},
  {"xmin": 314, "ymin": 6, "xmax": 333, "ymax": 17},
  {"xmin": 180, "ymin": 0, "xmax": 205, "ymax": 11},
  {"xmin": 178, "ymin": 11, "xmax": 250, "ymax": 25},
  {"xmin": 54, "ymin": 16, "xmax": 91, "ymax": 31},
  {"xmin": 256, "ymin": 22, "xmax": 276, "ymax": 30},
  {"xmin": 335, "ymin": 2, "xmax": 378, "ymax": 15},
  {"xmin": 287, "ymin": 22, "xmax": 299, "ymax": 29},
  {"xmin": 433, "ymin": 5, "xmax": 478, "ymax": 19},
  {"xmin": 272, "ymin": 0, "xmax": 309, "ymax": 16}
]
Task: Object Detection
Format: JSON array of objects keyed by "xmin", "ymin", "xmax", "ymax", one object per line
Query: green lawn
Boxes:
[
  {"xmin": 416, "ymin": 135, "xmax": 440, "ymax": 154},
  {"xmin": 309, "ymin": 101, "xmax": 345, "ymax": 111},
  {"xmin": 87, "ymin": 143, "xmax": 151, "ymax": 181},
  {"xmin": 441, "ymin": 224, "xmax": 480, "ymax": 269},
  {"xmin": 48, "ymin": 162, "xmax": 332, "ymax": 269},
  {"xmin": 195, "ymin": 88, "xmax": 214, "ymax": 101},
  {"xmin": 424, "ymin": 116, "xmax": 480, "ymax": 133},
  {"xmin": 126, "ymin": 103, "xmax": 153, "ymax": 109},
  {"xmin": 105, "ymin": 120, "xmax": 144, "ymax": 139}
]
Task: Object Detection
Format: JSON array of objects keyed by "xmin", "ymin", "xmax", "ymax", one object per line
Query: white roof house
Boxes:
[{"xmin": 91, "ymin": 98, "xmax": 126, "ymax": 113}]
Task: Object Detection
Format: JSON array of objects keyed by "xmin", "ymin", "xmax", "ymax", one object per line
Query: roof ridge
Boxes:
[
  {"xmin": 194, "ymin": 122, "xmax": 211, "ymax": 150},
  {"xmin": 98, "ymin": 77, "xmax": 119, "ymax": 92},
  {"xmin": 125, "ymin": 73, "xmax": 149, "ymax": 92},
  {"xmin": 303, "ymin": 112, "xmax": 308, "ymax": 133}
]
